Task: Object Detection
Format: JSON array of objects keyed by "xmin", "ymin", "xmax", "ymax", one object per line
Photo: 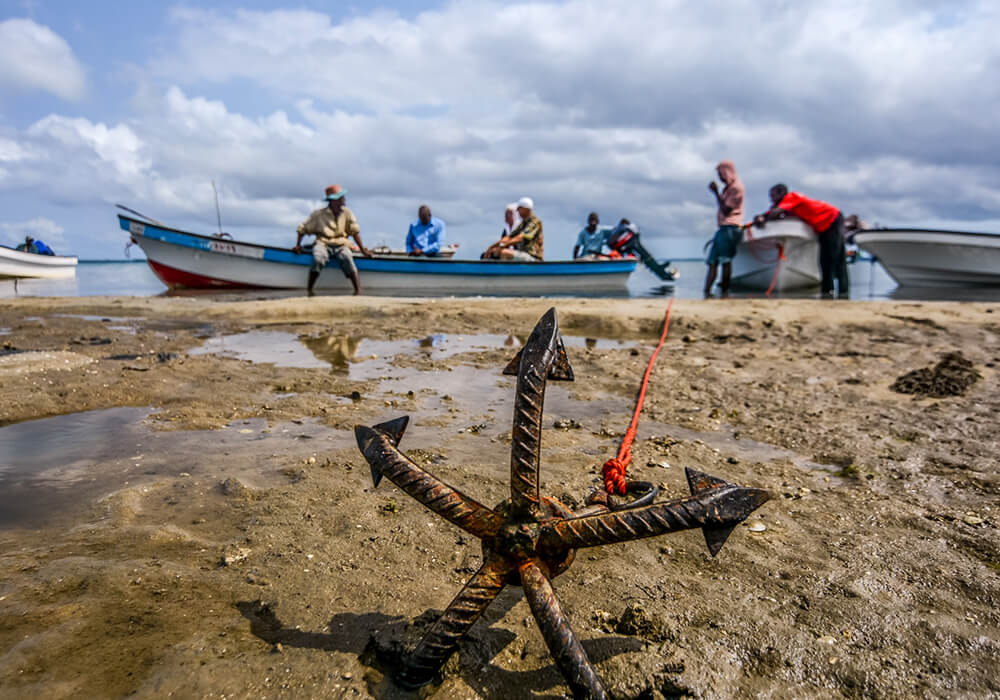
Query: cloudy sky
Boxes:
[{"xmin": 1, "ymin": 0, "xmax": 999, "ymax": 260}]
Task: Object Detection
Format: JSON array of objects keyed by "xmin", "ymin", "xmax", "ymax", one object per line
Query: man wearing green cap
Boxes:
[{"xmin": 294, "ymin": 184, "xmax": 371, "ymax": 295}]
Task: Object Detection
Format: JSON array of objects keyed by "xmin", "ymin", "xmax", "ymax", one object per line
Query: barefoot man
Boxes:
[{"xmin": 294, "ymin": 184, "xmax": 371, "ymax": 296}]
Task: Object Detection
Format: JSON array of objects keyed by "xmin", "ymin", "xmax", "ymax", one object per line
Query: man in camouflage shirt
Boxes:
[{"xmin": 490, "ymin": 196, "xmax": 543, "ymax": 261}]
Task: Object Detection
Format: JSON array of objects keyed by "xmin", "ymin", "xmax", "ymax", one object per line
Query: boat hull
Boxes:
[
  {"xmin": 0, "ymin": 246, "xmax": 78, "ymax": 279},
  {"xmin": 120, "ymin": 215, "xmax": 637, "ymax": 294},
  {"xmin": 853, "ymin": 228, "xmax": 1000, "ymax": 286},
  {"xmin": 729, "ymin": 220, "xmax": 820, "ymax": 291}
]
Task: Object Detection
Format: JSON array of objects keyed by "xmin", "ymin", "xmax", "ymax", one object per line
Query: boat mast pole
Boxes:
[{"xmin": 212, "ymin": 180, "xmax": 223, "ymax": 235}]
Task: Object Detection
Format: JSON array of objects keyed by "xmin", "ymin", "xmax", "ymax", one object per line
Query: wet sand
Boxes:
[{"xmin": 0, "ymin": 295, "xmax": 998, "ymax": 699}]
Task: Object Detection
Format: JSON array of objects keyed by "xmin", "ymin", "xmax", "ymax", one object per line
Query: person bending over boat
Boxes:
[
  {"xmin": 406, "ymin": 205, "xmax": 446, "ymax": 256},
  {"xmin": 15, "ymin": 235, "xmax": 54, "ymax": 255},
  {"xmin": 481, "ymin": 197, "xmax": 543, "ymax": 261},
  {"xmin": 753, "ymin": 184, "xmax": 848, "ymax": 298},
  {"xmin": 294, "ymin": 184, "xmax": 371, "ymax": 296},
  {"xmin": 704, "ymin": 160, "xmax": 745, "ymax": 297},
  {"xmin": 573, "ymin": 212, "xmax": 613, "ymax": 259}
]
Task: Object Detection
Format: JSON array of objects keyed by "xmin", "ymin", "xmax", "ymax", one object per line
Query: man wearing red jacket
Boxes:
[{"xmin": 753, "ymin": 184, "xmax": 849, "ymax": 297}]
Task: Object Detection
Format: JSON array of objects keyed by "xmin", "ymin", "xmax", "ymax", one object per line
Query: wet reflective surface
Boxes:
[
  {"xmin": 190, "ymin": 331, "xmax": 636, "ymax": 376},
  {"xmin": 0, "ymin": 408, "xmax": 354, "ymax": 528}
]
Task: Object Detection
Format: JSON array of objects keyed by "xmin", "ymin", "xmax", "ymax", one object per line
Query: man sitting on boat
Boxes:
[
  {"xmin": 573, "ymin": 212, "xmax": 613, "ymax": 259},
  {"xmin": 406, "ymin": 205, "xmax": 446, "ymax": 256},
  {"xmin": 481, "ymin": 197, "xmax": 544, "ymax": 261},
  {"xmin": 15, "ymin": 236, "xmax": 54, "ymax": 255},
  {"xmin": 704, "ymin": 160, "xmax": 745, "ymax": 297},
  {"xmin": 753, "ymin": 184, "xmax": 848, "ymax": 298},
  {"xmin": 294, "ymin": 184, "xmax": 371, "ymax": 296}
]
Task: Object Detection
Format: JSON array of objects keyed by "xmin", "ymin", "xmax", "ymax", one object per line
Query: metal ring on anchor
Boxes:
[{"xmin": 607, "ymin": 480, "xmax": 659, "ymax": 511}]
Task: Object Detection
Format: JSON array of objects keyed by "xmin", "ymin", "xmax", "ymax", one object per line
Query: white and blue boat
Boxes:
[{"xmin": 119, "ymin": 214, "xmax": 638, "ymax": 294}]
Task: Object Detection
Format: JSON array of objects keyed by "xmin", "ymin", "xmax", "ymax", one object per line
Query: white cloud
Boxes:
[
  {"xmin": 3, "ymin": 1, "xmax": 1000, "ymax": 260},
  {"xmin": 0, "ymin": 216, "xmax": 65, "ymax": 249},
  {"xmin": 0, "ymin": 18, "xmax": 86, "ymax": 101}
]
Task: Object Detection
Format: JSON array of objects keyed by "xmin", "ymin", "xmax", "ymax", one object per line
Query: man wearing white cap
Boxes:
[{"xmin": 481, "ymin": 197, "xmax": 544, "ymax": 261}]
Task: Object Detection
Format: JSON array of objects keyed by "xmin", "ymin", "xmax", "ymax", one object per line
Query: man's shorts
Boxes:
[
  {"xmin": 706, "ymin": 225, "xmax": 742, "ymax": 265},
  {"xmin": 508, "ymin": 249, "xmax": 540, "ymax": 261},
  {"xmin": 312, "ymin": 240, "xmax": 358, "ymax": 278}
]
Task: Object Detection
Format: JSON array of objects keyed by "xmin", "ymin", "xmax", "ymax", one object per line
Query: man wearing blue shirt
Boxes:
[
  {"xmin": 406, "ymin": 205, "xmax": 446, "ymax": 256},
  {"xmin": 573, "ymin": 212, "xmax": 613, "ymax": 259}
]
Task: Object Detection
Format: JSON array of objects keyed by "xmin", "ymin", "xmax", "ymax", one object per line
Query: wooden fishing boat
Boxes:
[
  {"xmin": 0, "ymin": 245, "xmax": 78, "ymax": 280},
  {"xmin": 853, "ymin": 227, "xmax": 1000, "ymax": 286},
  {"xmin": 730, "ymin": 219, "xmax": 820, "ymax": 291},
  {"xmin": 119, "ymin": 214, "xmax": 637, "ymax": 294}
]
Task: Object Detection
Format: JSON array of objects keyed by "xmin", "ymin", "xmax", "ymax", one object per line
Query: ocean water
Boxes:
[{"xmin": 2, "ymin": 258, "xmax": 1000, "ymax": 302}]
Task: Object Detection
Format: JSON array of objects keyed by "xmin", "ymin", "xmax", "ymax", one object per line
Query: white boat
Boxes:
[
  {"xmin": 729, "ymin": 219, "xmax": 820, "ymax": 291},
  {"xmin": 0, "ymin": 245, "xmax": 78, "ymax": 280},
  {"xmin": 119, "ymin": 214, "xmax": 638, "ymax": 294},
  {"xmin": 852, "ymin": 228, "xmax": 1000, "ymax": 286}
]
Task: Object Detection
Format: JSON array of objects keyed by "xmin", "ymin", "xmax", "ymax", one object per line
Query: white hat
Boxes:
[{"xmin": 516, "ymin": 197, "xmax": 534, "ymax": 210}]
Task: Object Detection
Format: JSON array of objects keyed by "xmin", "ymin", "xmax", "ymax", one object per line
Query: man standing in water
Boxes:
[
  {"xmin": 704, "ymin": 160, "xmax": 745, "ymax": 297},
  {"xmin": 294, "ymin": 184, "xmax": 371, "ymax": 296},
  {"xmin": 753, "ymin": 184, "xmax": 849, "ymax": 298}
]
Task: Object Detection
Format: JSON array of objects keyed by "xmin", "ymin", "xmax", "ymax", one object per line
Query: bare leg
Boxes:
[
  {"xmin": 307, "ymin": 270, "xmax": 319, "ymax": 296},
  {"xmin": 704, "ymin": 264, "xmax": 717, "ymax": 297},
  {"xmin": 349, "ymin": 270, "xmax": 361, "ymax": 296},
  {"xmin": 720, "ymin": 262, "xmax": 732, "ymax": 296}
]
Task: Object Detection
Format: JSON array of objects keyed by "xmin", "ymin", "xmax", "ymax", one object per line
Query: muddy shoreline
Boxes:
[{"xmin": 1, "ymin": 296, "xmax": 998, "ymax": 698}]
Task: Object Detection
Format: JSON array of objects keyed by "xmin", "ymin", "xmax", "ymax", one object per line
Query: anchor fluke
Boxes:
[
  {"xmin": 685, "ymin": 467, "xmax": 770, "ymax": 557},
  {"xmin": 502, "ymin": 337, "xmax": 574, "ymax": 380},
  {"xmin": 502, "ymin": 307, "xmax": 574, "ymax": 380},
  {"xmin": 355, "ymin": 416, "xmax": 410, "ymax": 487},
  {"xmin": 373, "ymin": 415, "xmax": 410, "ymax": 446}
]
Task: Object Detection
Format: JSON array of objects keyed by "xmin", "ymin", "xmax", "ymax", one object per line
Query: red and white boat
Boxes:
[{"xmin": 119, "ymin": 214, "xmax": 638, "ymax": 295}]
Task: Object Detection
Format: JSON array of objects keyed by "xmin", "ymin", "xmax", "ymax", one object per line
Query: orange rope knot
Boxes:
[{"xmin": 601, "ymin": 299, "xmax": 674, "ymax": 496}]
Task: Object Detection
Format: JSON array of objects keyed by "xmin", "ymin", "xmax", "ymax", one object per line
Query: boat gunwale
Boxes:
[{"xmin": 854, "ymin": 227, "xmax": 1000, "ymax": 241}]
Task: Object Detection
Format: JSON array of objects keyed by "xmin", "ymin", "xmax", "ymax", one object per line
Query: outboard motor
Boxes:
[{"xmin": 607, "ymin": 222, "xmax": 677, "ymax": 282}]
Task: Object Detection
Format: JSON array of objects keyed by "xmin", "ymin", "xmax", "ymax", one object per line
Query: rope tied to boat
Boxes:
[
  {"xmin": 602, "ymin": 299, "xmax": 674, "ymax": 495},
  {"xmin": 763, "ymin": 243, "xmax": 787, "ymax": 298},
  {"xmin": 744, "ymin": 223, "xmax": 787, "ymax": 298}
]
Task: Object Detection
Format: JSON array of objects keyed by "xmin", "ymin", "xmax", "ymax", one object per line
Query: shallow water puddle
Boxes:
[
  {"xmin": 0, "ymin": 408, "xmax": 355, "ymax": 529},
  {"xmin": 645, "ymin": 419, "xmax": 839, "ymax": 473},
  {"xmin": 190, "ymin": 330, "xmax": 637, "ymax": 379}
]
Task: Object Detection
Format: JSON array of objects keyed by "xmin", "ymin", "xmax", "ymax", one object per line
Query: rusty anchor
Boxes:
[{"xmin": 355, "ymin": 308, "xmax": 769, "ymax": 699}]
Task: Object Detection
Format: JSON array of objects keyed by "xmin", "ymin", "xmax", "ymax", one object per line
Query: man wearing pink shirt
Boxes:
[{"xmin": 704, "ymin": 160, "xmax": 745, "ymax": 297}]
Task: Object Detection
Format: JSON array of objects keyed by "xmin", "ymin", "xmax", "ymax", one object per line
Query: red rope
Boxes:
[
  {"xmin": 763, "ymin": 242, "xmax": 787, "ymax": 297},
  {"xmin": 602, "ymin": 299, "xmax": 675, "ymax": 495}
]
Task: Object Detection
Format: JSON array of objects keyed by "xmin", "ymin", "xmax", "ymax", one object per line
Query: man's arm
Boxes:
[
  {"xmin": 294, "ymin": 215, "xmax": 314, "ymax": 253},
  {"xmin": 752, "ymin": 207, "xmax": 787, "ymax": 228},
  {"xmin": 405, "ymin": 224, "xmax": 417, "ymax": 254},
  {"xmin": 709, "ymin": 183, "xmax": 733, "ymax": 216},
  {"xmin": 424, "ymin": 220, "xmax": 443, "ymax": 255}
]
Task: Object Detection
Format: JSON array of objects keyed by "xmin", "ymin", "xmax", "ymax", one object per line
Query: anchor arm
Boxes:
[
  {"xmin": 505, "ymin": 307, "xmax": 574, "ymax": 519},
  {"xmin": 396, "ymin": 554, "xmax": 512, "ymax": 689},
  {"xmin": 355, "ymin": 423, "xmax": 505, "ymax": 538},
  {"xmin": 519, "ymin": 559, "xmax": 609, "ymax": 700},
  {"xmin": 539, "ymin": 468, "xmax": 769, "ymax": 557}
]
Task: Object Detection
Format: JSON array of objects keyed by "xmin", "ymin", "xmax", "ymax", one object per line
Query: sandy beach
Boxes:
[{"xmin": 0, "ymin": 295, "xmax": 997, "ymax": 699}]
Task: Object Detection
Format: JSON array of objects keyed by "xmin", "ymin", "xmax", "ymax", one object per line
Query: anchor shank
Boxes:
[
  {"xmin": 397, "ymin": 555, "xmax": 512, "ymax": 689},
  {"xmin": 519, "ymin": 559, "xmax": 609, "ymax": 700},
  {"xmin": 356, "ymin": 426, "xmax": 504, "ymax": 538}
]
